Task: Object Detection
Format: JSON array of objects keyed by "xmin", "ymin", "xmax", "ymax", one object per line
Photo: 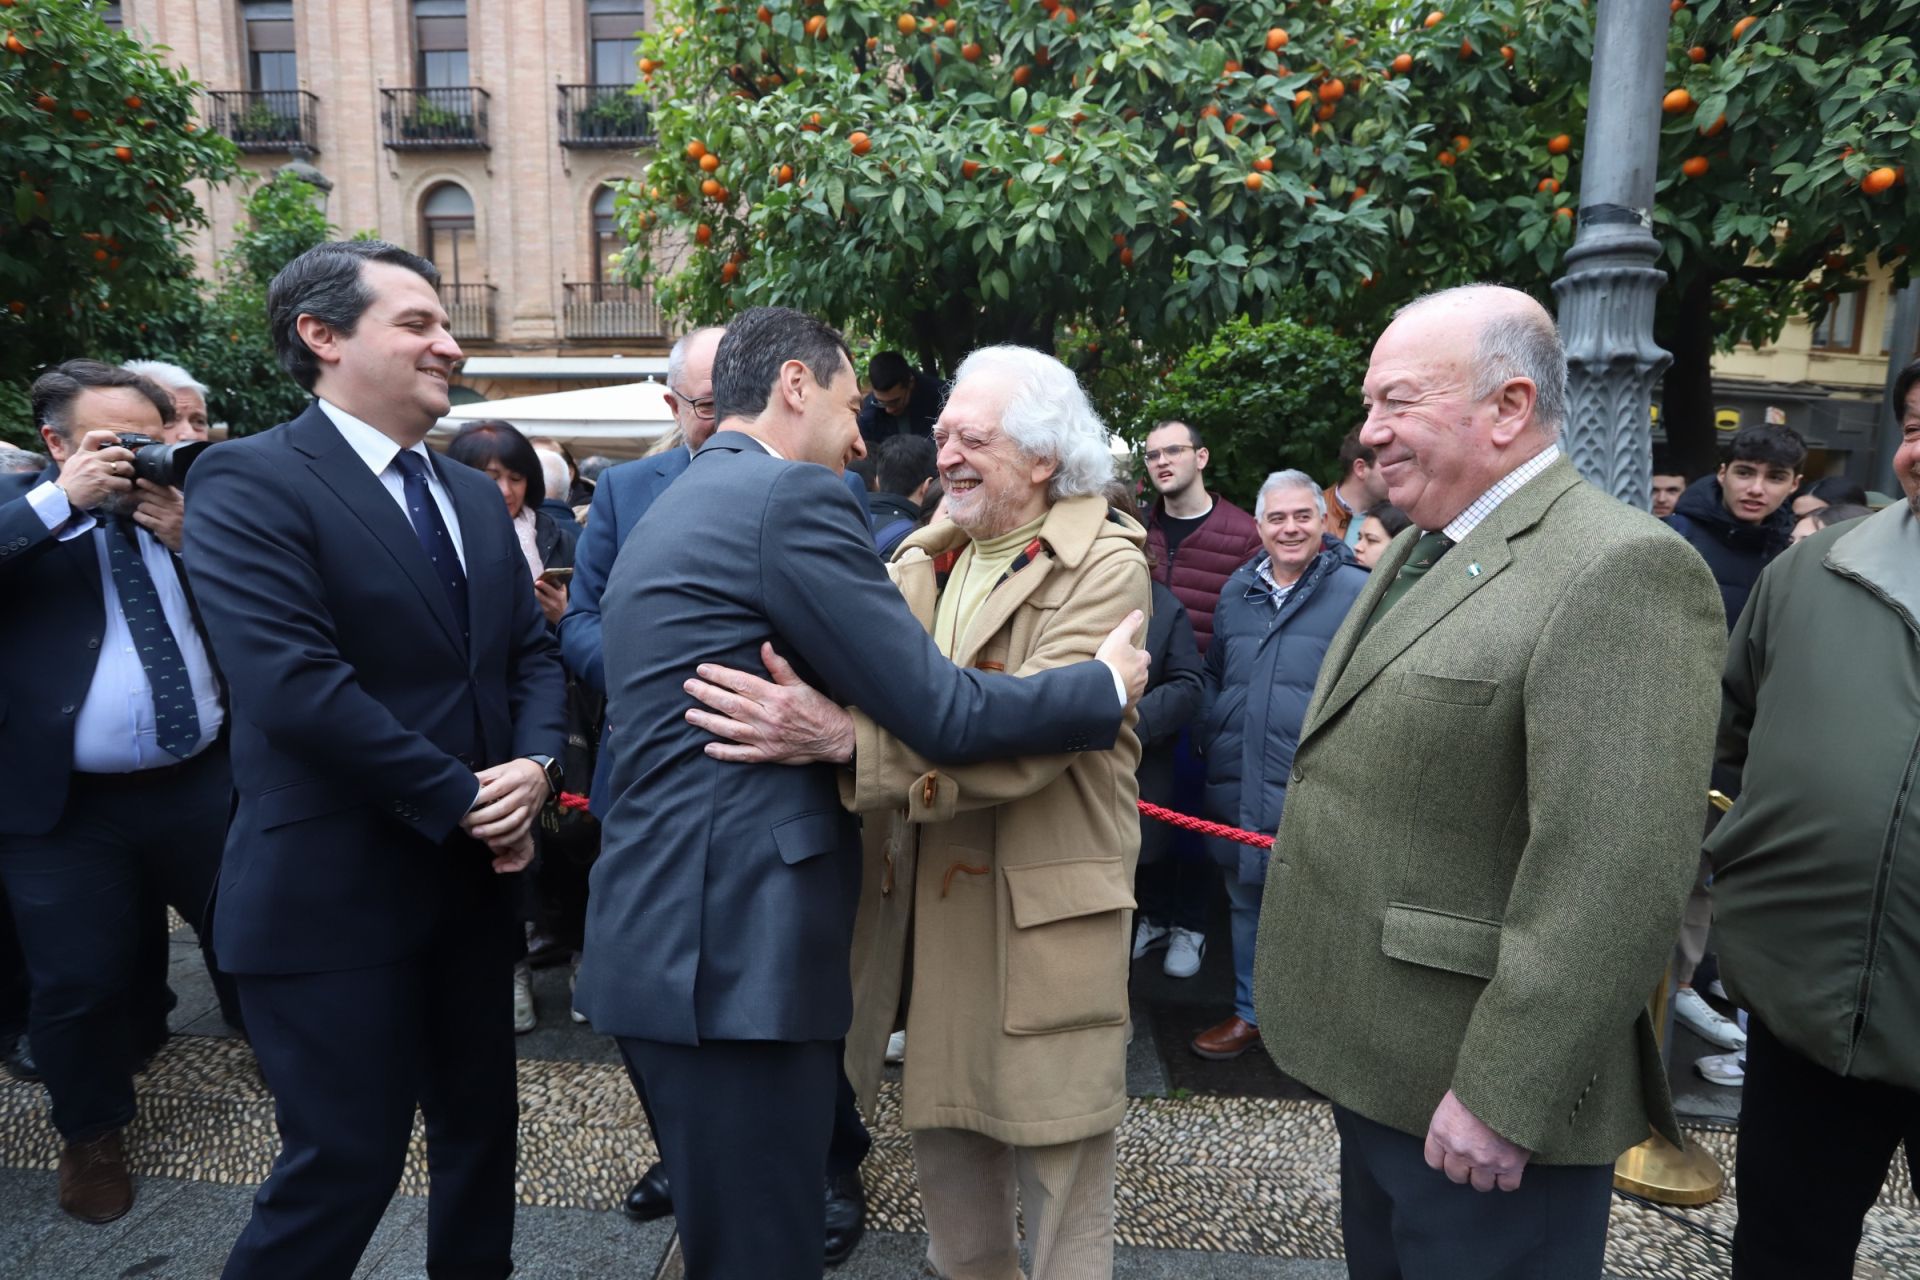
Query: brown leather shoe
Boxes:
[
  {"xmin": 58, "ymin": 1130, "xmax": 133, "ymax": 1224},
  {"xmin": 1190, "ymin": 1014, "xmax": 1262, "ymax": 1061}
]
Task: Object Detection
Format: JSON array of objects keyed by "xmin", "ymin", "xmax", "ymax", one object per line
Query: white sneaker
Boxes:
[
  {"xmin": 1695, "ymin": 1050, "xmax": 1746, "ymax": 1086},
  {"xmin": 885, "ymin": 1030, "xmax": 906, "ymax": 1064},
  {"xmin": 568, "ymin": 960, "xmax": 587, "ymax": 1025},
  {"xmin": 1162, "ymin": 928, "xmax": 1206, "ymax": 979},
  {"xmin": 512, "ymin": 960, "xmax": 537, "ymax": 1034},
  {"xmin": 1674, "ymin": 987, "xmax": 1746, "ymax": 1050},
  {"xmin": 1132, "ymin": 919, "xmax": 1170, "ymax": 960}
]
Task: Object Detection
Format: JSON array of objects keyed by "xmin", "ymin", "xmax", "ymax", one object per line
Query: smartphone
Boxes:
[{"xmin": 538, "ymin": 567, "xmax": 574, "ymax": 586}]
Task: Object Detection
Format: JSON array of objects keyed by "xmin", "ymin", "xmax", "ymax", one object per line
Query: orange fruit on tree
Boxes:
[
  {"xmin": 1538, "ymin": 176, "xmax": 1560, "ymax": 193},
  {"xmin": 896, "ymin": 12, "xmax": 916, "ymax": 33},
  {"xmin": 1012, "ymin": 64, "xmax": 1031, "ymax": 85},
  {"xmin": 1035, "ymin": 46, "xmax": 1051, "ymax": 66},
  {"xmin": 849, "ymin": 130, "xmax": 872, "ymax": 155},
  {"xmin": 1700, "ymin": 113, "xmax": 1727, "ymax": 137},
  {"xmin": 722, "ymin": 261, "xmax": 739, "ymax": 282},
  {"xmin": 1862, "ymin": 167, "xmax": 1898, "ymax": 196},
  {"xmin": 1459, "ymin": 37, "xmax": 1474, "ymax": 58},
  {"xmin": 961, "ymin": 159, "xmax": 980, "ymax": 178},
  {"xmin": 1171, "ymin": 198, "xmax": 1189, "ymax": 224},
  {"xmin": 4, "ymin": 33, "xmax": 26, "ymax": 54},
  {"xmin": 94, "ymin": 248, "xmax": 109, "ymax": 262},
  {"xmin": 1113, "ymin": 232, "xmax": 1127, "ymax": 246},
  {"xmin": 1226, "ymin": 112, "xmax": 1245, "ymax": 133},
  {"xmin": 1732, "ymin": 14, "xmax": 1758, "ymax": 40},
  {"xmin": 757, "ymin": 4, "xmax": 772, "ymax": 21},
  {"xmin": 701, "ymin": 177, "xmax": 722, "ymax": 197},
  {"xmin": 1119, "ymin": 247, "xmax": 1134, "ymax": 267},
  {"xmin": 804, "ymin": 14, "xmax": 825, "ymax": 36},
  {"xmin": 1252, "ymin": 155, "xmax": 1273, "ymax": 172},
  {"xmin": 1453, "ymin": 134, "xmax": 1471, "ymax": 153},
  {"xmin": 1688, "ymin": 45, "xmax": 1707, "ymax": 63},
  {"xmin": 1244, "ymin": 172, "xmax": 1263, "ymax": 191},
  {"xmin": 777, "ymin": 163, "xmax": 794, "ymax": 183},
  {"xmin": 1663, "ymin": 87, "xmax": 1694, "ymax": 114},
  {"xmin": 943, "ymin": 18, "xmax": 957, "ymax": 34},
  {"xmin": 700, "ymin": 152, "xmax": 720, "ymax": 172},
  {"xmin": 72, "ymin": 108, "xmax": 92, "ymax": 122},
  {"xmin": 113, "ymin": 145, "xmax": 133, "ymax": 161},
  {"xmin": 33, "ymin": 93, "xmax": 53, "ymax": 111},
  {"xmin": 1555, "ymin": 206, "xmax": 1574, "ymax": 221},
  {"xmin": 1316, "ymin": 103, "xmax": 1336, "ymax": 121},
  {"xmin": 695, "ymin": 223, "xmax": 713, "ymax": 244},
  {"xmin": 1293, "ymin": 88, "xmax": 1312, "ymax": 107},
  {"xmin": 961, "ymin": 41, "xmax": 982, "ymax": 60},
  {"xmin": 6, "ymin": 301, "xmax": 24, "ymax": 316},
  {"xmin": 1548, "ymin": 133, "xmax": 1572, "ymax": 155},
  {"xmin": 1681, "ymin": 155, "xmax": 1709, "ymax": 178},
  {"xmin": 1029, "ymin": 123, "xmax": 1047, "ymax": 135},
  {"xmin": 1501, "ymin": 44, "xmax": 1514, "ymax": 63},
  {"xmin": 1351, "ymin": 185, "xmax": 1367, "ymax": 201},
  {"xmin": 1318, "ymin": 78, "xmax": 1345, "ymax": 103},
  {"xmin": 1392, "ymin": 53, "xmax": 1413, "ymax": 73},
  {"xmin": 1265, "ymin": 27, "xmax": 1289, "ymax": 51},
  {"xmin": 1424, "ymin": 10, "xmax": 1444, "ymax": 28},
  {"xmin": 124, "ymin": 96, "xmax": 141, "ymax": 109},
  {"xmin": 1438, "ymin": 150, "xmax": 1456, "ymax": 167},
  {"xmin": 686, "ymin": 140, "xmax": 708, "ymax": 161}
]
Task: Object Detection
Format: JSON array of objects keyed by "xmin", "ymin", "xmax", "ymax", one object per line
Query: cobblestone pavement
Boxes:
[{"xmin": 0, "ymin": 935, "xmax": 1912, "ymax": 1278}]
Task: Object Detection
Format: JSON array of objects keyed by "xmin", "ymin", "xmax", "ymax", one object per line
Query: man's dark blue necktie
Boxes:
[
  {"xmin": 107, "ymin": 517, "xmax": 202, "ymax": 760},
  {"xmin": 393, "ymin": 449, "xmax": 469, "ymax": 646}
]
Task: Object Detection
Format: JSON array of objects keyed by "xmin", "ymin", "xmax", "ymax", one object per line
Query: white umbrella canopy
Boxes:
[{"xmin": 431, "ymin": 380, "xmax": 679, "ymax": 460}]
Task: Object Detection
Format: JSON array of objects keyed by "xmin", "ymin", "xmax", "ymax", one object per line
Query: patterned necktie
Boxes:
[
  {"xmin": 1359, "ymin": 529, "xmax": 1455, "ymax": 638},
  {"xmin": 107, "ymin": 517, "xmax": 202, "ymax": 760},
  {"xmin": 392, "ymin": 449, "xmax": 469, "ymax": 646}
]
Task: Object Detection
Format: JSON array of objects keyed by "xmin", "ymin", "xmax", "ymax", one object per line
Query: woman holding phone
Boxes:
[{"xmin": 447, "ymin": 420, "xmax": 578, "ymax": 627}]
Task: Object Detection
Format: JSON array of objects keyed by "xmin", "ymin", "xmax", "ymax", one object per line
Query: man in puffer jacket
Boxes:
[{"xmin": 1188, "ymin": 470, "xmax": 1367, "ymax": 1061}]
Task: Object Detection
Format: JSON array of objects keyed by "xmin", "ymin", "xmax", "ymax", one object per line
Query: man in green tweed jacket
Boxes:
[{"xmin": 1252, "ymin": 285, "xmax": 1726, "ymax": 1279}]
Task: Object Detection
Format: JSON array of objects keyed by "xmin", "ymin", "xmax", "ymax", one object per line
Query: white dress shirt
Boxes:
[{"xmin": 317, "ymin": 398, "xmax": 467, "ymax": 571}]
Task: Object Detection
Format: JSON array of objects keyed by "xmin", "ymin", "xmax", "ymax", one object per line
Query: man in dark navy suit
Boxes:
[
  {"xmin": 183, "ymin": 241, "xmax": 565, "ymax": 1280},
  {"xmin": 0, "ymin": 361, "xmax": 236, "ymax": 1224},
  {"xmin": 577, "ymin": 307, "xmax": 1149, "ymax": 1279}
]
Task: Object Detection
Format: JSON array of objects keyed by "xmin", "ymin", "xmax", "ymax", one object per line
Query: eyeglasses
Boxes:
[
  {"xmin": 1143, "ymin": 445, "xmax": 1194, "ymax": 464},
  {"xmin": 672, "ymin": 389, "xmax": 717, "ymax": 421}
]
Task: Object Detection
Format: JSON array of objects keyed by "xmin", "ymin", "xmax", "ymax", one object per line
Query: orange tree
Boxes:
[
  {"xmin": 618, "ymin": 0, "xmax": 1918, "ymax": 473},
  {"xmin": 0, "ymin": 0, "xmax": 236, "ymax": 446}
]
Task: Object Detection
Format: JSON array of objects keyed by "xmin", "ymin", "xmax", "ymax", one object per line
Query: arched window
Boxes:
[
  {"xmin": 591, "ymin": 186, "xmax": 623, "ymax": 284},
  {"xmin": 422, "ymin": 183, "xmax": 478, "ymax": 286}
]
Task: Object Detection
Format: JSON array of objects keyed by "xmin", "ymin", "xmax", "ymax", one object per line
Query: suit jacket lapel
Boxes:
[
  {"xmin": 953, "ymin": 553, "xmax": 1055, "ymax": 669},
  {"xmin": 1301, "ymin": 458, "xmax": 1583, "ymax": 744},
  {"xmin": 288, "ymin": 405, "xmax": 467, "ymax": 656},
  {"xmin": 440, "ymin": 456, "xmax": 500, "ymax": 665}
]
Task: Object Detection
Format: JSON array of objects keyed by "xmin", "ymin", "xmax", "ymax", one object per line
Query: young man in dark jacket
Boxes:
[
  {"xmin": 1189, "ymin": 471, "xmax": 1367, "ymax": 1061},
  {"xmin": 1664, "ymin": 423, "xmax": 1805, "ymax": 631},
  {"xmin": 1138, "ymin": 420, "xmax": 1262, "ymax": 654}
]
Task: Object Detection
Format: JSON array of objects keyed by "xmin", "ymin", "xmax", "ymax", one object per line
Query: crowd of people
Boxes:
[{"xmin": 1, "ymin": 239, "xmax": 1916, "ymax": 1280}]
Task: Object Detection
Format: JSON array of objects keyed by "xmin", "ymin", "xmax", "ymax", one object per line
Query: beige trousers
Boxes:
[
  {"xmin": 912, "ymin": 1127, "xmax": 1117, "ymax": 1280},
  {"xmin": 1674, "ymin": 850, "xmax": 1714, "ymax": 984}
]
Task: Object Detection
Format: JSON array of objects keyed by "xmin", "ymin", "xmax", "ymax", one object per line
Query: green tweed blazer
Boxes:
[{"xmin": 1252, "ymin": 457, "xmax": 1725, "ymax": 1165}]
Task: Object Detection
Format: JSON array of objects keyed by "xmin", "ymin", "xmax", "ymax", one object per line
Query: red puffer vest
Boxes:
[{"xmin": 1142, "ymin": 495, "xmax": 1262, "ymax": 654}]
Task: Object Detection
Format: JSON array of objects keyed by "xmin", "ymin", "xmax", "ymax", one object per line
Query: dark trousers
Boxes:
[
  {"xmin": 620, "ymin": 1036, "xmax": 839, "ymax": 1280},
  {"xmin": 1136, "ymin": 732, "xmax": 1213, "ymax": 934},
  {"xmin": 0, "ymin": 746, "xmax": 234, "ymax": 1141},
  {"xmin": 1333, "ymin": 1105, "xmax": 1613, "ymax": 1280},
  {"xmin": 0, "ymin": 899, "xmax": 26, "ymax": 1042},
  {"xmin": 222, "ymin": 899, "xmax": 519, "ymax": 1280},
  {"xmin": 1731, "ymin": 1019, "xmax": 1920, "ymax": 1279},
  {"xmin": 627, "ymin": 1040, "xmax": 870, "ymax": 1179}
]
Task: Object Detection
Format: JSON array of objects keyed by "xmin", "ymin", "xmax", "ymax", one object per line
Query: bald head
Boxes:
[{"xmin": 1358, "ymin": 285, "xmax": 1564, "ymax": 530}]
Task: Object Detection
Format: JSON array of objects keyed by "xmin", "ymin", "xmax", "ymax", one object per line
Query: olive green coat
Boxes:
[
  {"xmin": 1708, "ymin": 502, "xmax": 1920, "ymax": 1092},
  {"xmin": 1252, "ymin": 458, "xmax": 1727, "ymax": 1165},
  {"xmin": 838, "ymin": 495, "xmax": 1150, "ymax": 1147}
]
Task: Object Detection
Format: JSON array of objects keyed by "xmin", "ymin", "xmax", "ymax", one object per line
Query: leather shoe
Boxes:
[
  {"xmin": 58, "ymin": 1130, "xmax": 133, "ymax": 1224},
  {"xmin": 3, "ymin": 1032, "xmax": 38, "ymax": 1083},
  {"xmin": 823, "ymin": 1170, "xmax": 866, "ymax": 1267},
  {"xmin": 622, "ymin": 1161, "xmax": 673, "ymax": 1222},
  {"xmin": 1190, "ymin": 1014, "xmax": 1261, "ymax": 1061}
]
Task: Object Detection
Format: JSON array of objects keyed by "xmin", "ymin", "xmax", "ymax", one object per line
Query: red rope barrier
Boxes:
[{"xmin": 557, "ymin": 791, "xmax": 1272, "ymax": 848}]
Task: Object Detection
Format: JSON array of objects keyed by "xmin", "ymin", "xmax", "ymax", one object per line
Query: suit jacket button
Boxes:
[
  {"xmin": 87, "ymin": 637, "xmax": 101, "ymax": 650},
  {"xmin": 1289, "ymin": 768, "xmax": 1304, "ymax": 784},
  {"xmin": 61, "ymin": 704, "xmax": 76, "ymax": 715}
]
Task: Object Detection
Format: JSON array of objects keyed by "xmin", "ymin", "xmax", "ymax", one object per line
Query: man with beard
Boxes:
[{"xmin": 0, "ymin": 360, "xmax": 232, "ymax": 1224}]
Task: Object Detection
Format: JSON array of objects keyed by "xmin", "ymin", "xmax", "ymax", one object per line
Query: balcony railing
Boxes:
[
  {"xmin": 563, "ymin": 282, "xmax": 667, "ymax": 339},
  {"xmin": 444, "ymin": 283, "xmax": 496, "ymax": 340},
  {"xmin": 558, "ymin": 84, "xmax": 654, "ymax": 148},
  {"xmin": 381, "ymin": 87, "xmax": 490, "ymax": 150},
  {"xmin": 205, "ymin": 89, "xmax": 320, "ymax": 152}
]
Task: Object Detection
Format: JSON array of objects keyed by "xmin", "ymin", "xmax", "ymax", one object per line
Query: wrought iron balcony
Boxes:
[
  {"xmin": 381, "ymin": 87, "xmax": 490, "ymax": 150},
  {"xmin": 563, "ymin": 282, "xmax": 666, "ymax": 339},
  {"xmin": 205, "ymin": 89, "xmax": 319, "ymax": 152},
  {"xmin": 558, "ymin": 84, "xmax": 654, "ymax": 148},
  {"xmin": 444, "ymin": 283, "xmax": 497, "ymax": 340}
]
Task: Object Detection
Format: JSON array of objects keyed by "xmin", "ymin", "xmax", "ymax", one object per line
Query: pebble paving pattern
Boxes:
[{"xmin": 0, "ymin": 1034, "xmax": 1912, "ymax": 1278}]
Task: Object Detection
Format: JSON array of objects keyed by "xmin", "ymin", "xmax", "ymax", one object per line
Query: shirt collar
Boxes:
[
  {"xmin": 317, "ymin": 398, "xmax": 435, "ymax": 477},
  {"xmin": 1440, "ymin": 444, "xmax": 1561, "ymax": 543},
  {"xmin": 737, "ymin": 431, "xmax": 786, "ymax": 461}
]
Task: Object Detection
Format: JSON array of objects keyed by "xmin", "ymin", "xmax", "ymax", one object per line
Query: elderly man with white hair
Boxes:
[
  {"xmin": 689, "ymin": 344, "xmax": 1151, "ymax": 1279},
  {"xmin": 1187, "ymin": 469, "xmax": 1367, "ymax": 1065},
  {"xmin": 121, "ymin": 360, "xmax": 211, "ymax": 442}
]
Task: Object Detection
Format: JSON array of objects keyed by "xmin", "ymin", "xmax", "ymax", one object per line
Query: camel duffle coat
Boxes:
[{"xmin": 840, "ymin": 494, "xmax": 1150, "ymax": 1147}]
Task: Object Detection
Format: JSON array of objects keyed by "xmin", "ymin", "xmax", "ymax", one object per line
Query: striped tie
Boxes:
[{"xmin": 107, "ymin": 517, "xmax": 202, "ymax": 759}]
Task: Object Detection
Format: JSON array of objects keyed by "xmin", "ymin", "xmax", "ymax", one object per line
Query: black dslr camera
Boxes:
[{"xmin": 115, "ymin": 433, "xmax": 209, "ymax": 489}]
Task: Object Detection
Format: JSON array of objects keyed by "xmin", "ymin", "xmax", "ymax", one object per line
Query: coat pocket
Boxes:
[
  {"xmin": 1396, "ymin": 672, "xmax": 1499, "ymax": 705},
  {"xmin": 1379, "ymin": 903, "xmax": 1502, "ymax": 980},
  {"xmin": 1002, "ymin": 857, "xmax": 1136, "ymax": 1036},
  {"xmin": 771, "ymin": 809, "xmax": 844, "ymax": 865}
]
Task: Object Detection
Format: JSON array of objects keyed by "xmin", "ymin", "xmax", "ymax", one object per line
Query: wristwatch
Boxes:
[{"xmin": 526, "ymin": 754, "xmax": 563, "ymax": 795}]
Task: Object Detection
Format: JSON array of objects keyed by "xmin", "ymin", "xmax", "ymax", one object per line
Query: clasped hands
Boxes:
[
  {"xmin": 461, "ymin": 758, "xmax": 550, "ymax": 873},
  {"xmin": 682, "ymin": 610, "xmax": 1151, "ymax": 765}
]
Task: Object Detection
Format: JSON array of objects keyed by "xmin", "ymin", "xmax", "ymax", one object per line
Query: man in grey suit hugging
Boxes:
[{"xmin": 1253, "ymin": 285, "xmax": 1726, "ymax": 1279}]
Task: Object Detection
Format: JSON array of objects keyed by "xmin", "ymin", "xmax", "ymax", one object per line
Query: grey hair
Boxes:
[
  {"xmin": 533, "ymin": 447, "xmax": 571, "ymax": 500},
  {"xmin": 1396, "ymin": 284, "xmax": 1567, "ymax": 437},
  {"xmin": 666, "ymin": 325, "xmax": 726, "ymax": 396},
  {"xmin": 1256, "ymin": 469, "xmax": 1325, "ymax": 517},
  {"xmin": 122, "ymin": 359, "xmax": 209, "ymax": 398},
  {"xmin": 952, "ymin": 345, "xmax": 1113, "ymax": 500}
]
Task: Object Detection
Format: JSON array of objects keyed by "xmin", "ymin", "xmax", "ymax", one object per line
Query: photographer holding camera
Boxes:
[{"xmin": 0, "ymin": 359, "xmax": 235, "ymax": 1226}]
